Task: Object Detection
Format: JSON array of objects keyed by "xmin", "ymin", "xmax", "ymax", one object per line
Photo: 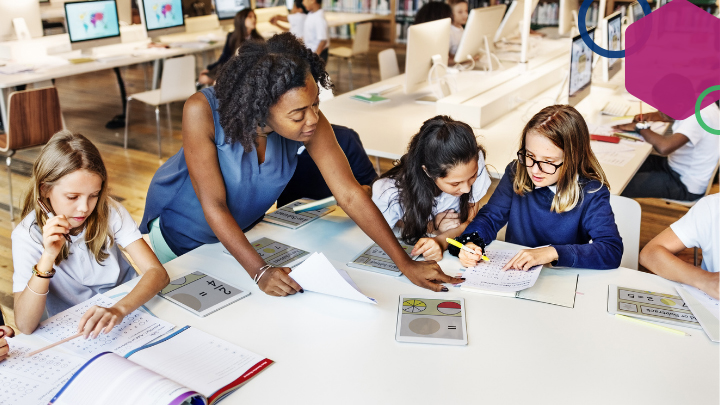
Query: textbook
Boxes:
[
  {"xmin": 49, "ymin": 326, "xmax": 273, "ymax": 405},
  {"xmin": 347, "ymin": 240, "xmax": 418, "ymax": 276},
  {"xmin": 263, "ymin": 198, "xmax": 335, "ymax": 229}
]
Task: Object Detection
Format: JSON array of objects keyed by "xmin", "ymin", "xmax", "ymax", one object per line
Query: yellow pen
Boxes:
[
  {"xmin": 446, "ymin": 238, "xmax": 489, "ymax": 262},
  {"xmin": 615, "ymin": 314, "xmax": 690, "ymax": 337}
]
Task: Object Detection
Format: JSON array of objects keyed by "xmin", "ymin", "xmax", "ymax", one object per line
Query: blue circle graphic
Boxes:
[{"xmin": 578, "ymin": 0, "xmax": 653, "ymax": 58}]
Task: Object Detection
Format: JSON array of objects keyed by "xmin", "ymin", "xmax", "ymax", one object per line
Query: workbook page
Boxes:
[{"xmin": 460, "ymin": 250, "xmax": 542, "ymax": 293}]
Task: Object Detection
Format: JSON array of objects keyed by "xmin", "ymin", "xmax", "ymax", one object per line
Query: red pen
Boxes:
[{"xmin": 37, "ymin": 198, "xmax": 72, "ymax": 243}]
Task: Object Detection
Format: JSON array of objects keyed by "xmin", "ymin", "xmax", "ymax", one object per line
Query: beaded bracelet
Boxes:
[{"xmin": 253, "ymin": 264, "xmax": 273, "ymax": 285}]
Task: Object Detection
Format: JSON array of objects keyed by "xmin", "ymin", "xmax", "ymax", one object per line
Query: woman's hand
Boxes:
[
  {"xmin": 459, "ymin": 242, "xmax": 483, "ymax": 268},
  {"xmin": 0, "ymin": 326, "xmax": 15, "ymax": 362},
  {"xmin": 400, "ymin": 260, "xmax": 463, "ymax": 292},
  {"xmin": 411, "ymin": 238, "xmax": 443, "ymax": 262},
  {"xmin": 502, "ymin": 247, "xmax": 558, "ymax": 271},
  {"xmin": 259, "ymin": 267, "xmax": 304, "ymax": 297},
  {"xmin": 434, "ymin": 210, "xmax": 460, "ymax": 234},
  {"xmin": 77, "ymin": 305, "xmax": 127, "ymax": 339},
  {"xmin": 42, "ymin": 215, "xmax": 70, "ymax": 263}
]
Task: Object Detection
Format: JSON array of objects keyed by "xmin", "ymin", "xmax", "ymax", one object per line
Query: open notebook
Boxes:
[{"xmin": 49, "ymin": 326, "xmax": 273, "ymax": 405}]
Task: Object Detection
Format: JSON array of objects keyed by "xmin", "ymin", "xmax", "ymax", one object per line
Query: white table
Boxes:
[
  {"xmin": 257, "ymin": 12, "xmax": 385, "ymax": 38},
  {"xmin": 109, "ymin": 209, "xmax": 718, "ymax": 405}
]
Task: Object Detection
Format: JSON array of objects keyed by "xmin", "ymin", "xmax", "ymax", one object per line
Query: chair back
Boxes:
[
  {"xmin": 609, "ymin": 194, "xmax": 641, "ymax": 270},
  {"xmin": 4, "ymin": 87, "xmax": 63, "ymax": 153},
  {"xmin": 378, "ymin": 48, "xmax": 400, "ymax": 81},
  {"xmin": 160, "ymin": 55, "xmax": 197, "ymax": 104},
  {"xmin": 352, "ymin": 23, "xmax": 372, "ymax": 55}
]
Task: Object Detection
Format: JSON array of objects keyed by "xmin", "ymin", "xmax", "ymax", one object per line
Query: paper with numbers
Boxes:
[
  {"xmin": 460, "ymin": 250, "xmax": 543, "ymax": 294},
  {"xmin": 347, "ymin": 240, "xmax": 416, "ymax": 276},
  {"xmin": 607, "ymin": 285, "xmax": 702, "ymax": 329},
  {"xmin": 34, "ymin": 294, "xmax": 175, "ymax": 358},
  {"xmin": 0, "ymin": 337, "xmax": 83, "ymax": 405},
  {"xmin": 158, "ymin": 271, "xmax": 251, "ymax": 317},
  {"xmin": 263, "ymin": 199, "xmax": 335, "ymax": 229}
]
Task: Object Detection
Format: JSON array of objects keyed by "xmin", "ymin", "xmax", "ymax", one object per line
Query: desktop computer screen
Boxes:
[
  {"xmin": 64, "ymin": 0, "xmax": 121, "ymax": 47},
  {"xmin": 630, "ymin": 2, "xmax": 644, "ymax": 22},
  {"xmin": 454, "ymin": 5, "xmax": 507, "ymax": 64},
  {"xmin": 405, "ymin": 18, "xmax": 451, "ymax": 95},
  {"xmin": 606, "ymin": 11, "xmax": 621, "ymax": 69},
  {"xmin": 0, "ymin": 0, "xmax": 44, "ymax": 41},
  {"xmin": 142, "ymin": 0, "xmax": 184, "ymax": 32},
  {"xmin": 568, "ymin": 27, "xmax": 594, "ymax": 107},
  {"xmin": 215, "ymin": 0, "xmax": 248, "ymax": 20},
  {"xmin": 494, "ymin": 0, "xmax": 540, "ymax": 43}
]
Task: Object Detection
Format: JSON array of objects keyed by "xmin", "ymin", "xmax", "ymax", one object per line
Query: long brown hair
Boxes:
[
  {"xmin": 230, "ymin": 9, "xmax": 264, "ymax": 53},
  {"xmin": 514, "ymin": 105, "xmax": 608, "ymax": 213},
  {"xmin": 21, "ymin": 130, "xmax": 114, "ymax": 265}
]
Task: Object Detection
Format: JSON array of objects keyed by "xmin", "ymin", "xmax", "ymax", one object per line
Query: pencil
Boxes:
[
  {"xmin": 639, "ymin": 101, "xmax": 643, "ymax": 122},
  {"xmin": 615, "ymin": 314, "xmax": 690, "ymax": 336},
  {"xmin": 25, "ymin": 332, "xmax": 84, "ymax": 357},
  {"xmin": 446, "ymin": 238, "xmax": 489, "ymax": 262},
  {"xmin": 37, "ymin": 199, "xmax": 72, "ymax": 243}
]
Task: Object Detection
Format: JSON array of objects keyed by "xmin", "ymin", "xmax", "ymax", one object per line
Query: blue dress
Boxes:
[{"xmin": 140, "ymin": 87, "xmax": 303, "ymax": 255}]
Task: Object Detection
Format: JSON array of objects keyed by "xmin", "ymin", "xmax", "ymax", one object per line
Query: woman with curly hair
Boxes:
[{"xmin": 140, "ymin": 33, "xmax": 462, "ymax": 296}]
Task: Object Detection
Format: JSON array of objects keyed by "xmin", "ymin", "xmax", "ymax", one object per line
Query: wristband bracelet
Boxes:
[
  {"xmin": 26, "ymin": 281, "xmax": 49, "ymax": 295},
  {"xmin": 32, "ymin": 264, "xmax": 55, "ymax": 279},
  {"xmin": 253, "ymin": 264, "xmax": 272, "ymax": 285}
]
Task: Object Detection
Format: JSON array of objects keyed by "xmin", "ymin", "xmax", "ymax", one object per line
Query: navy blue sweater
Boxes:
[{"xmin": 464, "ymin": 162, "xmax": 623, "ymax": 269}]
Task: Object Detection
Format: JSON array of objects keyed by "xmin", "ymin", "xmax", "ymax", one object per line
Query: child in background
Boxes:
[
  {"xmin": 413, "ymin": 1, "xmax": 453, "ymax": 25},
  {"xmin": 640, "ymin": 193, "xmax": 718, "ymax": 299},
  {"xmin": 459, "ymin": 105, "xmax": 623, "ymax": 270},
  {"xmin": 447, "ymin": 0, "xmax": 469, "ymax": 60},
  {"xmin": 302, "ymin": 0, "xmax": 330, "ymax": 62},
  {"xmin": 372, "ymin": 115, "xmax": 492, "ymax": 261},
  {"xmin": 12, "ymin": 131, "xmax": 169, "ymax": 337},
  {"xmin": 271, "ymin": 0, "xmax": 309, "ymax": 39}
]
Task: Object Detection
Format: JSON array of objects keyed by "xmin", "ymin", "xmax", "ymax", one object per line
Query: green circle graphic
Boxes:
[{"xmin": 695, "ymin": 86, "xmax": 720, "ymax": 135}]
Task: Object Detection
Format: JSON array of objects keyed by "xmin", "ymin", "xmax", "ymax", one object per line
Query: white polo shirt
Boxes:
[
  {"xmin": 12, "ymin": 201, "xmax": 142, "ymax": 317},
  {"xmin": 288, "ymin": 13, "xmax": 307, "ymax": 39},
  {"xmin": 670, "ymin": 193, "xmax": 719, "ymax": 273},
  {"xmin": 668, "ymin": 103, "xmax": 720, "ymax": 195},
  {"xmin": 450, "ymin": 25, "xmax": 463, "ymax": 56},
  {"xmin": 303, "ymin": 9, "xmax": 328, "ymax": 53},
  {"xmin": 372, "ymin": 151, "xmax": 492, "ymax": 228}
]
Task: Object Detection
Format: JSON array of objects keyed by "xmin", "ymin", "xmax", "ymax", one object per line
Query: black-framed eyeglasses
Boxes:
[{"xmin": 517, "ymin": 150, "xmax": 564, "ymax": 175}]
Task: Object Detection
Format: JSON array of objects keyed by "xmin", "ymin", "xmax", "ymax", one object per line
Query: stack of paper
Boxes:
[{"xmin": 460, "ymin": 250, "xmax": 542, "ymax": 295}]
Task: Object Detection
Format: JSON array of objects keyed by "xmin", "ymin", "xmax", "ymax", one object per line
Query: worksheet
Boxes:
[
  {"xmin": 459, "ymin": 250, "xmax": 542, "ymax": 293},
  {"xmin": 680, "ymin": 284, "xmax": 719, "ymax": 321},
  {"xmin": 34, "ymin": 295, "xmax": 175, "ymax": 358}
]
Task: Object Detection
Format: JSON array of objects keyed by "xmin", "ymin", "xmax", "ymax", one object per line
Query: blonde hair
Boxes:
[
  {"xmin": 21, "ymin": 130, "xmax": 114, "ymax": 265},
  {"xmin": 513, "ymin": 105, "xmax": 608, "ymax": 213}
]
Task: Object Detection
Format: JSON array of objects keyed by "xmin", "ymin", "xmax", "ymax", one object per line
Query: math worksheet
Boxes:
[
  {"xmin": 34, "ymin": 294, "xmax": 175, "ymax": 358},
  {"xmin": 460, "ymin": 250, "xmax": 542, "ymax": 293}
]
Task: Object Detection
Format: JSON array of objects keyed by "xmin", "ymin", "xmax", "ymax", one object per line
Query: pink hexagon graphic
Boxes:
[{"xmin": 625, "ymin": 0, "xmax": 720, "ymax": 120}]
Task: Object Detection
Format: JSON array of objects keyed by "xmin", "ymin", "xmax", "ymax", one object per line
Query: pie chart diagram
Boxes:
[
  {"xmin": 402, "ymin": 300, "xmax": 426, "ymax": 313},
  {"xmin": 437, "ymin": 301, "xmax": 462, "ymax": 315}
]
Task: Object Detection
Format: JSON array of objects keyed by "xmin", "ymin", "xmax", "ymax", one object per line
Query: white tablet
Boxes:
[{"xmin": 395, "ymin": 295, "xmax": 467, "ymax": 345}]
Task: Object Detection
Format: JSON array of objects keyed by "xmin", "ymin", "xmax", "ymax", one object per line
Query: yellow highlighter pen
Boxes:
[{"xmin": 446, "ymin": 238, "xmax": 490, "ymax": 262}]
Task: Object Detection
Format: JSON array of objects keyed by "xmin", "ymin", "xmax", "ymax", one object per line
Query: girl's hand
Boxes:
[
  {"xmin": 77, "ymin": 305, "xmax": 127, "ymax": 339},
  {"xmin": 400, "ymin": 260, "xmax": 464, "ymax": 292},
  {"xmin": 502, "ymin": 247, "xmax": 558, "ymax": 271},
  {"xmin": 259, "ymin": 267, "xmax": 303, "ymax": 297},
  {"xmin": 0, "ymin": 326, "xmax": 14, "ymax": 362},
  {"xmin": 434, "ymin": 210, "xmax": 460, "ymax": 233},
  {"xmin": 459, "ymin": 242, "xmax": 482, "ymax": 268},
  {"xmin": 42, "ymin": 215, "xmax": 70, "ymax": 262},
  {"xmin": 411, "ymin": 238, "xmax": 443, "ymax": 262}
]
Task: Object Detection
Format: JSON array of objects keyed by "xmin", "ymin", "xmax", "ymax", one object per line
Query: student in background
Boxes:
[
  {"xmin": 302, "ymin": 0, "xmax": 330, "ymax": 62},
  {"xmin": 270, "ymin": 0, "xmax": 309, "ymax": 39},
  {"xmin": 372, "ymin": 115, "xmax": 492, "ymax": 262},
  {"xmin": 198, "ymin": 9, "xmax": 264, "ymax": 85},
  {"xmin": 413, "ymin": 1, "xmax": 453, "ymax": 25},
  {"xmin": 0, "ymin": 309, "xmax": 14, "ymax": 362},
  {"xmin": 640, "ymin": 193, "xmax": 718, "ymax": 299},
  {"xmin": 459, "ymin": 105, "xmax": 623, "ymax": 270},
  {"xmin": 277, "ymin": 125, "xmax": 377, "ymax": 207},
  {"xmin": 614, "ymin": 101, "xmax": 720, "ymax": 201},
  {"xmin": 12, "ymin": 131, "xmax": 169, "ymax": 336},
  {"xmin": 447, "ymin": 0, "xmax": 469, "ymax": 59}
]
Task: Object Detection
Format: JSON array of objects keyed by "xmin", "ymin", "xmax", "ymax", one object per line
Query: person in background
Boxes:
[
  {"xmin": 302, "ymin": 0, "xmax": 330, "ymax": 62},
  {"xmin": 447, "ymin": 0, "xmax": 469, "ymax": 60},
  {"xmin": 270, "ymin": 0, "xmax": 309, "ymax": 39},
  {"xmin": 639, "ymin": 193, "xmax": 719, "ymax": 299},
  {"xmin": 198, "ymin": 9, "xmax": 264, "ymax": 85},
  {"xmin": 413, "ymin": 1, "xmax": 453, "ymax": 25},
  {"xmin": 614, "ymin": 101, "xmax": 720, "ymax": 201}
]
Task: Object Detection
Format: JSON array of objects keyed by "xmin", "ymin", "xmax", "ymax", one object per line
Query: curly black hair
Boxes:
[{"xmin": 214, "ymin": 32, "xmax": 333, "ymax": 152}]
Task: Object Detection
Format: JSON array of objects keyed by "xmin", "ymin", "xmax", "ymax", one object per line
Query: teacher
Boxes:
[{"xmin": 140, "ymin": 33, "xmax": 461, "ymax": 296}]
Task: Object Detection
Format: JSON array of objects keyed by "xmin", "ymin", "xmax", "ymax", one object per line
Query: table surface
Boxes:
[{"xmin": 109, "ymin": 209, "xmax": 718, "ymax": 405}]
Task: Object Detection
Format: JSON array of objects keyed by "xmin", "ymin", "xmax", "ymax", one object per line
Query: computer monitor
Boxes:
[
  {"xmin": 656, "ymin": 0, "xmax": 670, "ymax": 10},
  {"xmin": 453, "ymin": 5, "xmax": 506, "ymax": 64},
  {"xmin": 215, "ymin": 0, "xmax": 248, "ymax": 21},
  {"xmin": 39, "ymin": 0, "xmax": 50, "ymax": 3},
  {"xmin": 558, "ymin": 0, "xmax": 577, "ymax": 35},
  {"xmin": 494, "ymin": 0, "xmax": 539, "ymax": 43},
  {"xmin": 601, "ymin": 11, "xmax": 622, "ymax": 82},
  {"xmin": 140, "ymin": 0, "xmax": 185, "ymax": 38},
  {"xmin": 0, "ymin": 0, "xmax": 44, "ymax": 41},
  {"xmin": 568, "ymin": 27, "xmax": 595, "ymax": 107},
  {"xmin": 64, "ymin": 0, "xmax": 122, "ymax": 51},
  {"xmin": 629, "ymin": 1, "xmax": 644, "ymax": 23},
  {"xmin": 117, "ymin": 0, "xmax": 132, "ymax": 24},
  {"xmin": 404, "ymin": 18, "xmax": 451, "ymax": 95}
]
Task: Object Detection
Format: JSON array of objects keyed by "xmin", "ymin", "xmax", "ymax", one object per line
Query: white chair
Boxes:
[
  {"xmin": 124, "ymin": 55, "xmax": 197, "ymax": 159},
  {"xmin": 610, "ymin": 194, "xmax": 642, "ymax": 270},
  {"xmin": 328, "ymin": 23, "xmax": 373, "ymax": 90},
  {"xmin": 378, "ymin": 48, "xmax": 400, "ymax": 81}
]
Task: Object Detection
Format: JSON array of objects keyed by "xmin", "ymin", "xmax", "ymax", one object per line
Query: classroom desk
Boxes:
[
  {"xmin": 108, "ymin": 210, "xmax": 718, "ymax": 405},
  {"xmin": 257, "ymin": 12, "xmax": 384, "ymax": 38},
  {"xmin": 320, "ymin": 68, "xmax": 653, "ymax": 194}
]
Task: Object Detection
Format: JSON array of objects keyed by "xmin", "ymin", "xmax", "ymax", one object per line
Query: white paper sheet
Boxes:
[
  {"xmin": 34, "ymin": 294, "xmax": 175, "ymax": 358},
  {"xmin": 681, "ymin": 284, "xmax": 719, "ymax": 321},
  {"xmin": 460, "ymin": 250, "xmax": 542, "ymax": 293},
  {"xmin": 290, "ymin": 252, "xmax": 376, "ymax": 304}
]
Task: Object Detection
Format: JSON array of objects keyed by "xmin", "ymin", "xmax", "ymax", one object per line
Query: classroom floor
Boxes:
[{"xmin": 0, "ymin": 40, "xmax": 714, "ymax": 331}]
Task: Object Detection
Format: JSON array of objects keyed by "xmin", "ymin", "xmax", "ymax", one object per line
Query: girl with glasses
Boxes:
[{"xmin": 458, "ymin": 105, "xmax": 622, "ymax": 270}]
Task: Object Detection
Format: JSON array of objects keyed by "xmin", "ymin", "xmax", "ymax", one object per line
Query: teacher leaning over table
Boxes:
[{"xmin": 140, "ymin": 33, "xmax": 463, "ymax": 296}]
